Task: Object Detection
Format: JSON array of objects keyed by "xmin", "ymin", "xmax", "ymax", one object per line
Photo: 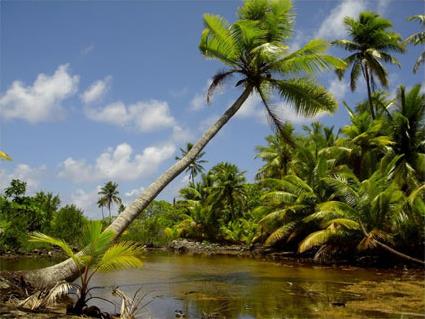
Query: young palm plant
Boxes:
[
  {"xmin": 28, "ymin": 221, "xmax": 144, "ymax": 315},
  {"xmin": 23, "ymin": 0, "xmax": 345, "ymax": 288},
  {"xmin": 332, "ymin": 11, "xmax": 404, "ymax": 119}
]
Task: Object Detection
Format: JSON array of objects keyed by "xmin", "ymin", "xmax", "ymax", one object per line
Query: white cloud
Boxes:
[
  {"xmin": 316, "ymin": 0, "xmax": 366, "ymax": 39},
  {"xmin": 189, "ymin": 79, "xmax": 222, "ymax": 111},
  {"xmin": 0, "ymin": 64, "xmax": 79, "ymax": 123},
  {"xmin": 377, "ymin": 0, "xmax": 391, "ymax": 14},
  {"xmin": 190, "ymin": 93, "xmax": 205, "ymax": 111},
  {"xmin": 328, "ymin": 78, "xmax": 348, "ymax": 101},
  {"xmin": 81, "ymin": 44, "xmax": 95, "ymax": 55},
  {"xmin": 59, "ymin": 142, "xmax": 176, "ymax": 182},
  {"xmin": 81, "ymin": 76, "xmax": 112, "ymax": 104},
  {"xmin": 125, "ymin": 186, "xmax": 145, "ymax": 198},
  {"xmin": 1, "ymin": 164, "xmax": 47, "ymax": 193},
  {"xmin": 235, "ymin": 94, "xmax": 266, "ymax": 123},
  {"xmin": 84, "ymin": 99, "xmax": 176, "ymax": 132},
  {"xmin": 288, "ymin": 31, "xmax": 305, "ymax": 52},
  {"xmin": 70, "ymin": 187, "xmax": 101, "ymax": 218},
  {"xmin": 171, "ymin": 125, "xmax": 193, "ymax": 143}
]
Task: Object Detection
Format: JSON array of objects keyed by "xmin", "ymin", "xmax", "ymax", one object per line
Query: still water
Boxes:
[{"xmin": 1, "ymin": 253, "xmax": 424, "ymax": 318}]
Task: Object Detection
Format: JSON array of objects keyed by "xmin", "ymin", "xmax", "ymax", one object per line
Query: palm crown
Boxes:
[
  {"xmin": 200, "ymin": 0, "xmax": 345, "ymax": 135},
  {"xmin": 98, "ymin": 181, "xmax": 122, "ymax": 221},
  {"xmin": 332, "ymin": 11, "xmax": 404, "ymax": 119}
]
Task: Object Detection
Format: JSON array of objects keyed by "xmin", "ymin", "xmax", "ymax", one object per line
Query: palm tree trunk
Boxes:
[
  {"xmin": 101, "ymin": 207, "xmax": 104, "ymax": 220},
  {"xmin": 363, "ymin": 64, "xmax": 375, "ymax": 119},
  {"xmin": 360, "ymin": 223, "xmax": 425, "ymax": 266},
  {"xmin": 20, "ymin": 85, "xmax": 253, "ymax": 288}
]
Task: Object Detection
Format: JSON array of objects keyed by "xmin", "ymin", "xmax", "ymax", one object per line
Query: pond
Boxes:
[{"xmin": 1, "ymin": 253, "xmax": 424, "ymax": 318}]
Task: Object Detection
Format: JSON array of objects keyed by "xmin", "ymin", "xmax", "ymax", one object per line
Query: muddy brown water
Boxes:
[{"xmin": 1, "ymin": 252, "xmax": 424, "ymax": 318}]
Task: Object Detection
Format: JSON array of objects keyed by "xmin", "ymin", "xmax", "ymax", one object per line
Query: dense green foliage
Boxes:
[
  {"xmin": 1, "ymin": 1, "xmax": 424, "ymax": 265},
  {"xmin": 0, "ymin": 179, "xmax": 88, "ymax": 252}
]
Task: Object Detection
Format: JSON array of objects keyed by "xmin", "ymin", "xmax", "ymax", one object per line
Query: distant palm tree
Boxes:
[
  {"xmin": 98, "ymin": 181, "xmax": 121, "ymax": 221},
  {"xmin": 97, "ymin": 197, "xmax": 107, "ymax": 220},
  {"xmin": 175, "ymin": 143, "xmax": 207, "ymax": 184},
  {"xmin": 209, "ymin": 162, "xmax": 247, "ymax": 220},
  {"xmin": 405, "ymin": 14, "xmax": 425, "ymax": 73},
  {"xmin": 332, "ymin": 11, "xmax": 404, "ymax": 119}
]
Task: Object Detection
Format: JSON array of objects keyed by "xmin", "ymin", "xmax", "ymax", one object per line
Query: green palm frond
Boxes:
[
  {"xmin": 298, "ymin": 229, "xmax": 335, "ymax": 253},
  {"xmin": 275, "ymin": 39, "xmax": 346, "ymax": 74},
  {"xmin": 97, "ymin": 241, "xmax": 144, "ymax": 273},
  {"xmin": 264, "ymin": 221, "xmax": 297, "ymax": 247},
  {"xmin": 413, "ymin": 51, "xmax": 425, "ymax": 73},
  {"xmin": 260, "ymin": 191, "xmax": 297, "ymax": 205},
  {"xmin": 0, "ymin": 150, "xmax": 11, "ymax": 161},
  {"xmin": 322, "ymin": 218, "xmax": 360, "ymax": 230},
  {"xmin": 29, "ymin": 233, "xmax": 81, "ymax": 266},
  {"xmin": 202, "ymin": 14, "xmax": 238, "ymax": 60},
  {"xmin": 271, "ymin": 78, "xmax": 337, "ymax": 116}
]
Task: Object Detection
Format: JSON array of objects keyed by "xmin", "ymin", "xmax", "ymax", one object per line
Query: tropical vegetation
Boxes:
[{"xmin": 0, "ymin": 0, "xmax": 423, "ymax": 294}]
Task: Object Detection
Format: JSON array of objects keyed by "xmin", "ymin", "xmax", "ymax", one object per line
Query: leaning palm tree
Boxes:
[
  {"xmin": 98, "ymin": 181, "xmax": 122, "ymax": 221},
  {"xmin": 405, "ymin": 14, "xmax": 425, "ymax": 73},
  {"xmin": 21, "ymin": 0, "xmax": 344, "ymax": 288},
  {"xmin": 175, "ymin": 143, "xmax": 207, "ymax": 183},
  {"xmin": 332, "ymin": 11, "xmax": 404, "ymax": 119}
]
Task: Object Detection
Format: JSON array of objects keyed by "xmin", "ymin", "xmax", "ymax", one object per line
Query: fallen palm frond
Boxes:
[{"xmin": 112, "ymin": 286, "xmax": 153, "ymax": 319}]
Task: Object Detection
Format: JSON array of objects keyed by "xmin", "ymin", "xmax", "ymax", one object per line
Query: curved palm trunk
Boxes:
[
  {"xmin": 360, "ymin": 223, "xmax": 425, "ymax": 266},
  {"xmin": 20, "ymin": 85, "xmax": 253, "ymax": 288}
]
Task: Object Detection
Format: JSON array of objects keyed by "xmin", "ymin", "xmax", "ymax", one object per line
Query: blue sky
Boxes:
[{"xmin": 0, "ymin": 0, "xmax": 423, "ymax": 218}]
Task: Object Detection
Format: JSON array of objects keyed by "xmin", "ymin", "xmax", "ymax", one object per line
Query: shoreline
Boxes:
[{"xmin": 1, "ymin": 239, "xmax": 424, "ymax": 270}]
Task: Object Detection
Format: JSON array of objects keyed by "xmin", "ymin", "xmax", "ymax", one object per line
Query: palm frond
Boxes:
[
  {"xmin": 264, "ymin": 221, "xmax": 297, "ymax": 247},
  {"xmin": 298, "ymin": 229, "xmax": 334, "ymax": 253},
  {"xmin": 271, "ymin": 78, "xmax": 337, "ymax": 117},
  {"xmin": 97, "ymin": 241, "xmax": 144, "ymax": 272},
  {"xmin": 207, "ymin": 70, "xmax": 236, "ymax": 103},
  {"xmin": 29, "ymin": 233, "xmax": 79, "ymax": 264},
  {"xmin": 0, "ymin": 150, "xmax": 12, "ymax": 161}
]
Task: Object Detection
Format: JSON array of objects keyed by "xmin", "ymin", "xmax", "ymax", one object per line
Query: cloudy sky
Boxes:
[{"xmin": 1, "ymin": 0, "xmax": 423, "ymax": 218}]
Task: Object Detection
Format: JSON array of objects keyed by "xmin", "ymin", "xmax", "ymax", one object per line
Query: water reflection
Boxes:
[{"xmin": 1, "ymin": 253, "xmax": 424, "ymax": 318}]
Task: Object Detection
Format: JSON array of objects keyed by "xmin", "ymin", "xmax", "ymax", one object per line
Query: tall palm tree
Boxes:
[
  {"xmin": 175, "ymin": 143, "xmax": 207, "ymax": 184},
  {"xmin": 405, "ymin": 14, "xmax": 425, "ymax": 73},
  {"xmin": 332, "ymin": 11, "xmax": 404, "ymax": 119},
  {"xmin": 22, "ymin": 0, "xmax": 344, "ymax": 287},
  {"xmin": 98, "ymin": 181, "xmax": 121, "ymax": 221}
]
